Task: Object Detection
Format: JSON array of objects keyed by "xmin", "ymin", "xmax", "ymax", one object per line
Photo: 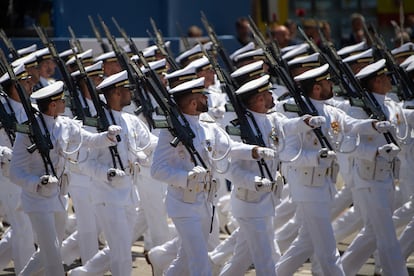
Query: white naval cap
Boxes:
[
  {"xmin": 391, "ymin": 42, "xmax": 414, "ymax": 59},
  {"xmin": 230, "ymin": 60, "xmax": 264, "ymax": 85},
  {"xmin": 9, "ymin": 44, "xmax": 37, "ymax": 59},
  {"xmin": 31, "ymin": 81, "xmax": 65, "ymax": 102},
  {"xmin": 59, "ymin": 47, "xmax": 78, "ymax": 62},
  {"xmin": 140, "ymin": 58, "xmax": 168, "ymax": 74},
  {"xmin": 400, "ymin": 55, "xmax": 414, "ymax": 69},
  {"xmin": 175, "ymin": 44, "xmax": 204, "ymax": 66},
  {"xmin": 342, "ymin": 48, "xmax": 373, "ymax": 65},
  {"xmin": 66, "ymin": 49, "xmax": 94, "ymax": 66},
  {"xmin": 35, "ymin": 48, "xmax": 52, "ymax": 62},
  {"xmin": 164, "ymin": 66, "xmax": 197, "ymax": 88},
  {"xmin": 405, "ymin": 61, "xmax": 414, "ymax": 73},
  {"xmin": 11, "ymin": 52, "xmax": 38, "ymax": 69},
  {"xmin": 186, "ymin": 56, "xmax": 211, "ymax": 72},
  {"xmin": 233, "ymin": 48, "xmax": 264, "ymax": 64},
  {"xmin": 337, "ymin": 41, "xmax": 367, "ymax": 57},
  {"xmin": 235, "ymin": 74, "xmax": 271, "ymax": 97},
  {"xmin": 168, "ymin": 77, "xmax": 207, "ymax": 96},
  {"xmin": 280, "ymin": 43, "xmax": 302, "ymax": 54},
  {"xmin": 142, "ymin": 44, "xmax": 161, "ymax": 61},
  {"xmin": 294, "ymin": 63, "xmax": 330, "ymax": 83},
  {"xmin": 71, "ymin": 61, "xmax": 104, "ymax": 79},
  {"xmin": 355, "ymin": 59, "xmax": 387, "ymax": 80},
  {"xmin": 93, "ymin": 51, "xmax": 117, "ymax": 63},
  {"xmin": 96, "ymin": 70, "xmax": 131, "ymax": 91},
  {"xmin": 0, "ymin": 63, "xmax": 30, "ymax": 83},
  {"xmin": 287, "ymin": 52, "xmax": 320, "ymax": 69},
  {"xmin": 229, "ymin": 41, "xmax": 255, "ymax": 61},
  {"xmin": 282, "ymin": 43, "xmax": 310, "ymax": 61}
]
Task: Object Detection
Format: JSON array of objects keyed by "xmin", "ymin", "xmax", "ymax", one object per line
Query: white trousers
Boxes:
[
  {"xmin": 20, "ymin": 211, "xmax": 67, "ymax": 276},
  {"xmin": 166, "ymin": 214, "xmax": 211, "ymax": 276},
  {"xmin": 95, "ymin": 202, "xmax": 136, "ymax": 276},
  {"xmin": 68, "ymin": 203, "xmax": 148, "ymax": 276},
  {"xmin": 66, "ymin": 174, "xmax": 100, "ymax": 264},
  {"xmin": 220, "ymin": 216, "xmax": 278, "ymax": 276},
  {"xmin": 275, "ymin": 201, "xmax": 345, "ymax": 276},
  {"xmin": 341, "ymin": 187, "xmax": 408, "ymax": 276},
  {"xmin": 0, "ymin": 191, "xmax": 34, "ymax": 274}
]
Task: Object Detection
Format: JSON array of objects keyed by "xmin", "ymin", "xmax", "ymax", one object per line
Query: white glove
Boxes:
[
  {"xmin": 307, "ymin": 116, "xmax": 326, "ymax": 128},
  {"xmin": 107, "ymin": 168, "xmax": 126, "ymax": 187},
  {"xmin": 107, "ymin": 125, "xmax": 122, "ymax": 141},
  {"xmin": 187, "ymin": 165, "xmax": 208, "ymax": 189},
  {"xmin": 254, "ymin": 147, "xmax": 277, "ymax": 160},
  {"xmin": 318, "ymin": 148, "xmax": 336, "ymax": 167},
  {"xmin": 0, "ymin": 147, "xmax": 12, "ymax": 177},
  {"xmin": 374, "ymin": 121, "xmax": 394, "ymax": 134},
  {"xmin": 377, "ymin": 143, "xmax": 400, "ymax": 161},
  {"xmin": 37, "ymin": 175, "xmax": 59, "ymax": 197},
  {"xmin": 0, "ymin": 147, "xmax": 12, "ymax": 162},
  {"xmin": 254, "ymin": 176, "xmax": 273, "ymax": 192},
  {"xmin": 210, "ymin": 106, "xmax": 225, "ymax": 119}
]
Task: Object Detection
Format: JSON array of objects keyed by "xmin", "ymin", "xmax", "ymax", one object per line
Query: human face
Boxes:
[
  {"xmin": 38, "ymin": 59, "xmax": 56, "ymax": 78},
  {"xmin": 19, "ymin": 76, "xmax": 33, "ymax": 96},
  {"xmin": 377, "ymin": 73, "xmax": 392, "ymax": 94},
  {"xmin": 120, "ymin": 87, "xmax": 132, "ymax": 107},
  {"xmin": 264, "ymin": 91, "xmax": 275, "ymax": 110},
  {"xmin": 103, "ymin": 61, "xmax": 122, "ymax": 76},
  {"xmin": 315, "ymin": 79, "xmax": 333, "ymax": 100},
  {"xmin": 196, "ymin": 93, "xmax": 209, "ymax": 113},
  {"xmin": 54, "ymin": 97, "xmax": 66, "ymax": 115},
  {"xmin": 197, "ymin": 68, "xmax": 215, "ymax": 88}
]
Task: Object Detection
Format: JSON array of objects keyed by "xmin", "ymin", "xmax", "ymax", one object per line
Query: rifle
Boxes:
[
  {"xmin": 68, "ymin": 25, "xmax": 84, "ymax": 53},
  {"xmin": 0, "ymin": 50, "xmax": 56, "ymax": 176},
  {"xmin": 69, "ymin": 43, "xmax": 124, "ymax": 170},
  {"xmin": 0, "ymin": 89, "xmax": 17, "ymax": 145},
  {"xmin": 314, "ymin": 25, "xmax": 398, "ymax": 145},
  {"xmin": 149, "ymin": 17, "xmax": 180, "ymax": 70},
  {"xmin": 88, "ymin": 15, "xmax": 110, "ymax": 53},
  {"xmin": 100, "ymin": 17, "xmax": 155, "ymax": 130},
  {"xmin": 176, "ymin": 22, "xmax": 191, "ymax": 51},
  {"xmin": 363, "ymin": 21, "xmax": 414, "ymax": 101},
  {"xmin": 202, "ymin": 45, "xmax": 274, "ymax": 182},
  {"xmin": 200, "ymin": 12, "xmax": 236, "ymax": 73},
  {"xmin": 0, "ymin": 29, "xmax": 19, "ymax": 61},
  {"xmin": 247, "ymin": 16, "xmax": 333, "ymax": 151},
  {"xmin": 33, "ymin": 25, "xmax": 93, "ymax": 125},
  {"xmin": 130, "ymin": 46, "xmax": 207, "ymax": 168}
]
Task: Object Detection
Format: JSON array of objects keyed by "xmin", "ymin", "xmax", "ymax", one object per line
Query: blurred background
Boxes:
[{"xmin": 0, "ymin": 0, "xmax": 413, "ymax": 56}]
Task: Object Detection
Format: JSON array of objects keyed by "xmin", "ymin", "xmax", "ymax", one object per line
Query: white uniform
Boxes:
[
  {"xmin": 220, "ymin": 111, "xmax": 311, "ymax": 276},
  {"xmin": 341, "ymin": 93, "xmax": 409, "ymax": 276},
  {"xmin": 61, "ymin": 96, "xmax": 101, "ymax": 265},
  {"xmin": 151, "ymin": 113, "xmax": 256, "ymax": 276},
  {"xmin": 10, "ymin": 114, "xmax": 115, "ymax": 276},
  {"xmin": 0, "ymin": 97, "xmax": 35, "ymax": 274},
  {"xmin": 81, "ymin": 109, "xmax": 157, "ymax": 276},
  {"xmin": 276, "ymin": 98, "xmax": 378, "ymax": 275}
]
